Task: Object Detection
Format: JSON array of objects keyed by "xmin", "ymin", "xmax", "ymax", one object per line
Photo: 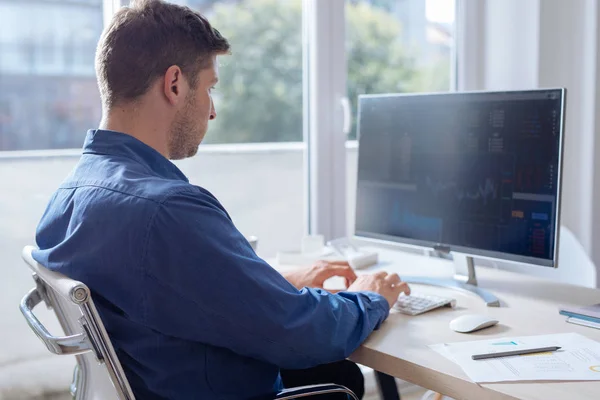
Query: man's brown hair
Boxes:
[{"xmin": 95, "ymin": 0, "xmax": 230, "ymax": 108}]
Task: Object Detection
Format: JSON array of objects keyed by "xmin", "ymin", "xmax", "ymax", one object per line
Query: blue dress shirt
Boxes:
[{"xmin": 33, "ymin": 130, "xmax": 390, "ymax": 400}]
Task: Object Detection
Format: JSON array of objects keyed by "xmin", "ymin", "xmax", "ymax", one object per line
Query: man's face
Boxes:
[{"xmin": 168, "ymin": 56, "xmax": 218, "ymax": 160}]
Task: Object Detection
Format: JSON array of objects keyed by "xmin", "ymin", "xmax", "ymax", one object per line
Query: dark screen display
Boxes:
[{"xmin": 355, "ymin": 90, "xmax": 564, "ymax": 265}]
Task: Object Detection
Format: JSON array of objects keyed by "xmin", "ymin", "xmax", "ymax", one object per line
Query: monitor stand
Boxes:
[{"xmin": 402, "ymin": 254, "xmax": 500, "ymax": 307}]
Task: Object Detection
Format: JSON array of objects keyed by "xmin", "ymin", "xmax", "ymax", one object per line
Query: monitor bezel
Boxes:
[{"xmin": 353, "ymin": 88, "xmax": 567, "ymax": 269}]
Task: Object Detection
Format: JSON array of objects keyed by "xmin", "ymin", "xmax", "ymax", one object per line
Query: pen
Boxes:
[{"xmin": 471, "ymin": 346, "xmax": 562, "ymax": 360}]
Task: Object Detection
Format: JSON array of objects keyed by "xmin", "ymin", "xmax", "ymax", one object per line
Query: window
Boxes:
[
  {"xmin": 0, "ymin": 0, "xmax": 306, "ymax": 258},
  {"xmin": 0, "ymin": 0, "xmax": 457, "ymax": 268},
  {"xmin": 345, "ymin": 0, "xmax": 456, "ymax": 234}
]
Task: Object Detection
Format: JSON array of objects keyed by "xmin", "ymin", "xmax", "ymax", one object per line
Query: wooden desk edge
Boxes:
[{"xmin": 349, "ymin": 345, "xmax": 520, "ymax": 400}]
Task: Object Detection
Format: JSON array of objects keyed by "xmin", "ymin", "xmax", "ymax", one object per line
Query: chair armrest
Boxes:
[
  {"xmin": 20, "ymin": 286, "xmax": 92, "ymax": 356},
  {"xmin": 275, "ymin": 383, "xmax": 359, "ymax": 399}
]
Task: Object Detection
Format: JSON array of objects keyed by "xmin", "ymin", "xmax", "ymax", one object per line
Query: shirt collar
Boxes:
[{"xmin": 82, "ymin": 129, "xmax": 189, "ymax": 182}]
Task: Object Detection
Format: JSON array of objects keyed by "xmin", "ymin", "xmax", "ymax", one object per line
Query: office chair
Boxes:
[{"xmin": 19, "ymin": 246, "xmax": 359, "ymax": 400}]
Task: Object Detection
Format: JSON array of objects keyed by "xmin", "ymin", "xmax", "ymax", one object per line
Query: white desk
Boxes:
[{"xmin": 275, "ymin": 247, "xmax": 600, "ymax": 400}]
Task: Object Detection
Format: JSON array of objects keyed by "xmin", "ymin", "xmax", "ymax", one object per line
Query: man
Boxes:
[{"xmin": 33, "ymin": 1, "xmax": 410, "ymax": 399}]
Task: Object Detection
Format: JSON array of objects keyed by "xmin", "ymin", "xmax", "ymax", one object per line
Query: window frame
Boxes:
[{"xmin": 303, "ymin": 0, "xmax": 347, "ymax": 241}]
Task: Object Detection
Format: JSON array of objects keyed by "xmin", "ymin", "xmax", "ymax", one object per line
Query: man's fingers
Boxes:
[
  {"xmin": 327, "ymin": 260, "xmax": 352, "ymax": 267},
  {"xmin": 318, "ymin": 264, "xmax": 357, "ymax": 283},
  {"xmin": 384, "ymin": 273, "xmax": 410, "ymax": 295},
  {"xmin": 373, "ymin": 271, "xmax": 388, "ymax": 278},
  {"xmin": 385, "ymin": 273, "xmax": 401, "ymax": 285},
  {"xmin": 325, "ymin": 261, "xmax": 356, "ymax": 286},
  {"xmin": 395, "ymin": 281, "xmax": 411, "ymax": 295}
]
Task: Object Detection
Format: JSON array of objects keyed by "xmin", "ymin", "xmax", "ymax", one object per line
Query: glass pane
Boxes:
[
  {"xmin": 0, "ymin": 0, "xmax": 104, "ymax": 151},
  {"xmin": 168, "ymin": 0, "xmax": 306, "ymax": 257},
  {"xmin": 345, "ymin": 0, "xmax": 456, "ymax": 234},
  {"xmin": 171, "ymin": 0, "xmax": 303, "ymax": 144}
]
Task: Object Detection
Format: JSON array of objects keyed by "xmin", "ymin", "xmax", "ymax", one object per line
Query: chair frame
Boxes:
[{"xmin": 20, "ymin": 246, "xmax": 135, "ymax": 399}]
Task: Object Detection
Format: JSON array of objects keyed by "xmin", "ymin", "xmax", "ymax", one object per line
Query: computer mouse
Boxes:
[{"xmin": 449, "ymin": 314, "xmax": 499, "ymax": 333}]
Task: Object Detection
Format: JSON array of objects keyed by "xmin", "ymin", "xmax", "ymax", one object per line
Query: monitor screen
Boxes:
[{"xmin": 355, "ymin": 89, "xmax": 565, "ymax": 267}]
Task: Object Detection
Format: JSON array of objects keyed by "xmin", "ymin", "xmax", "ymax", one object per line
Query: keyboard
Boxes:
[{"xmin": 393, "ymin": 293, "xmax": 456, "ymax": 316}]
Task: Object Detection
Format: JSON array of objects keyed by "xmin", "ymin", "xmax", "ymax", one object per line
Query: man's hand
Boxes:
[
  {"xmin": 283, "ymin": 260, "xmax": 357, "ymax": 292},
  {"xmin": 347, "ymin": 272, "xmax": 410, "ymax": 309}
]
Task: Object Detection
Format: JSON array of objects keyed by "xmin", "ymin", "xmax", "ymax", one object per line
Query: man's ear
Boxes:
[{"xmin": 163, "ymin": 65, "xmax": 186, "ymax": 106}]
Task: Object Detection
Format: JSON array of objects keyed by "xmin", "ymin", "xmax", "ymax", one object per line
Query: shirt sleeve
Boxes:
[{"xmin": 139, "ymin": 187, "xmax": 390, "ymax": 369}]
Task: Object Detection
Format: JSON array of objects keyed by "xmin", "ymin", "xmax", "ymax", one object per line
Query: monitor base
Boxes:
[{"xmin": 402, "ymin": 254, "xmax": 500, "ymax": 307}]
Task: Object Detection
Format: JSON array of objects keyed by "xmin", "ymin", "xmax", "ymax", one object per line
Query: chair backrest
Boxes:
[{"xmin": 20, "ymin": 246, "xmax": 135, "ymax": 400}]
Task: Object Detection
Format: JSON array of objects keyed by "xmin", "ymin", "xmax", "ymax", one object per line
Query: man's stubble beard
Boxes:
[{"xmin": 167, "ymin": 94, "xmax": 205, "ymax": 160}]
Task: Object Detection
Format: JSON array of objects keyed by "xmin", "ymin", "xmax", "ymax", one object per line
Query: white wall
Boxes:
[
  {"xmin": 459, "ymin": 0, "xmax": 600, "ymax": 286},
  {"xmin": 483, "ymin": 0, "xmax": 540, "ymax": 90}
]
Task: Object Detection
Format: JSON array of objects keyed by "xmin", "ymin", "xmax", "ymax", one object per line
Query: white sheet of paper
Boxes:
[{"xmin": 430, "ymin": 333, "xmax": 600, "ymax": 383}]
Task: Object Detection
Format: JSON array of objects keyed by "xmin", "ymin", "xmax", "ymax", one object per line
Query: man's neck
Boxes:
[{"xmin": 100, "ymin": 107, "xmax": 170, "ymax": 158}]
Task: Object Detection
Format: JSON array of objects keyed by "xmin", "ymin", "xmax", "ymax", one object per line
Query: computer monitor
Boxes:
[{"xmin": 354, "ymin": 89, "xmax": 566, "ymax": 306}]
